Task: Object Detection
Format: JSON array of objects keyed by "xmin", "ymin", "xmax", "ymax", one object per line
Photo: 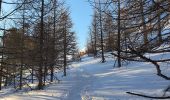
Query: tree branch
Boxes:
[{"xmin": 126, "ymin": 92, "xmax": 170, "ymax": 99}]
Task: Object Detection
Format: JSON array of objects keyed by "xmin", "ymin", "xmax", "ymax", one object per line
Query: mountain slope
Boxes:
[{"xmin": 1, "ymin": 55, "xmax": 170, "ymax": 100}]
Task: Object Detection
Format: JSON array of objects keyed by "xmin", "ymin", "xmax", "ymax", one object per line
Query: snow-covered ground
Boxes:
[{"xmin": 1, "ymin": 54, "xmax": 170, "ymax": 100}]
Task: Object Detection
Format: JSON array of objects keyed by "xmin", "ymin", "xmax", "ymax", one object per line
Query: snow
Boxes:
[{"xmin": 1, "ymin": 53, "xmax": 170, "ymax": 100}]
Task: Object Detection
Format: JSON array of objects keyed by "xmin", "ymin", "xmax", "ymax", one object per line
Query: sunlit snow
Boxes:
[{"xmin": 1, "ymin": 53, "xmax": 170, "ymax": 100}]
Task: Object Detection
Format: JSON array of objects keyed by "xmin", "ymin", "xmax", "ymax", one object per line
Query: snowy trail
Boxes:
[
  {"xmin": 63, "ymin": 57, "xmax": 99, "ymax": 100},
  {"xmin": 64, "ymin": 68, "xmax": 93, "ymax": 100}
]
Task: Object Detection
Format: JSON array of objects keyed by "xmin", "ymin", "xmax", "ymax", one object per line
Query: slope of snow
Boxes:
[{"xmin": 1, "ymin": 54, "xmax": 170, "ymax": 100}]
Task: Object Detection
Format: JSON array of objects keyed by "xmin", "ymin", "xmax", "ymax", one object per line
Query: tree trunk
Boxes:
[
  {"xmin": 94, "ymin": 12, "xmax": 97, "ymax": 57},
  {"xmin": 63, "ymin": 41, "xmax": 67, "ymax": 76},
  {"xmin": 117, "ymin": 0, "xmax": 121, "ymax": 67},
  {"xmin": 99, "ymin": 0, "xmax": 105, "ymax": 63},
  {"xmin": 157, "ymin": 10, "xmax": 162, "ymax": 44},
  {"xmin": 50, "ymin": 65, "xmax": 54, "ymax": 82},
  {"xmin": 14, "ymin": 67, "xmax": 16, "ymax": 89},
  {"xmin": 38, "ymin": 0, "xmax": 44, "ymax": 90},
  {"xmin": 19, "ymin": 1, "xmax": 25, "ymax": 90},
  {"xmin": 50, "ymin": 0, "xmax": 57, "ymax": 81},
  {"xmin": 140, "ymin": 0, "xmax": 148, "ymax": 45},
  {"xmin": 63, "ymin": 18, "xmax": 67, "ymax": 76},
  {"xmin": 4, "ymin": 66, "xmax": 8, "ymax": 87},
  {"xmin": 31, "ymin": 66, "xmax": 34, "ymax": 83}
]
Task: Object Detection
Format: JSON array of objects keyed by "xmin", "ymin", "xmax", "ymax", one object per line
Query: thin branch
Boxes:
[{"xmin": 127, "ymin": 92, "xmax": 170, "ymax": 99}]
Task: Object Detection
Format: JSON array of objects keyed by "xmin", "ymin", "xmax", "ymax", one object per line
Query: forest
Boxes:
[
  {"xmin": 87, "ymin": 0, "xmax": 170, "ymax": 81},
  {"xmin": 0, "ymin": 0, "xmax": 78, "ymax": 90},
  {"xmin": 86, "ymin": 0, "xmax": 170, "ymax": 99}
]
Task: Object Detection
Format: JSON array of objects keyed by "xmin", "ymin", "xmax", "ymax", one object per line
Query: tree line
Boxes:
[
  {"xmin": 87, "ymin": 0, "xmax": 170, "ymax": 99},
  {"xmin": 0, "ymin": 0, "xmax": 78, "ymax": 90},
  {"xmin": 87, "ymin": 0, "xmax": 170, "ymax": 98}
]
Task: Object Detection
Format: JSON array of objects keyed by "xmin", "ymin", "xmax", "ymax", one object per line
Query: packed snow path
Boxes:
[
  {"xmin": 1, "ymin": 55, "xmax": 170, "ymax": 100},
  {"xmin": 63, "ymin": 57, "xmax": 100, "ymax": 100}
]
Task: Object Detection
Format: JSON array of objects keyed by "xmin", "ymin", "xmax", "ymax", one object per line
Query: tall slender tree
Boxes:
[
  {"xmin": 98, "ymin": 0, "xmax": 105, "ymax": 63},
  {"xmin": 37, "ymin": 0, "xmax": 44, "ymax": 89},
  {"xmin": 117, "ymin": 0, "xmax": 121, "ymax": 67}
]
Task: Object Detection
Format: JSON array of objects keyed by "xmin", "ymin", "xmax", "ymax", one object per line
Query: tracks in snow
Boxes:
[{"xmin": 64, "ymin": 67, "xmax": 95, "ymax": 100}]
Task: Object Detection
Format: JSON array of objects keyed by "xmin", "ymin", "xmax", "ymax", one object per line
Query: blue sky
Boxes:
[{"xmin": 66, "ymin": 0, "xmax": 93, "ymax": 51}]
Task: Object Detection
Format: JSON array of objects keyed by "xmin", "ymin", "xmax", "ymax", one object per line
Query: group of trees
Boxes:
[
  {"xmin": 87, "ymin": 0, "xmax": 170, "ymax": 98},
  {"xmin": 0, "ymin": 0, "xmax": 78, "ymax": 90}
]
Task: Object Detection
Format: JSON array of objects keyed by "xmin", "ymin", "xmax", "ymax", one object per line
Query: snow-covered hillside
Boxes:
[{"xmin": 1, "ymin": 54, "xmax": 170, "ymax": 100}]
